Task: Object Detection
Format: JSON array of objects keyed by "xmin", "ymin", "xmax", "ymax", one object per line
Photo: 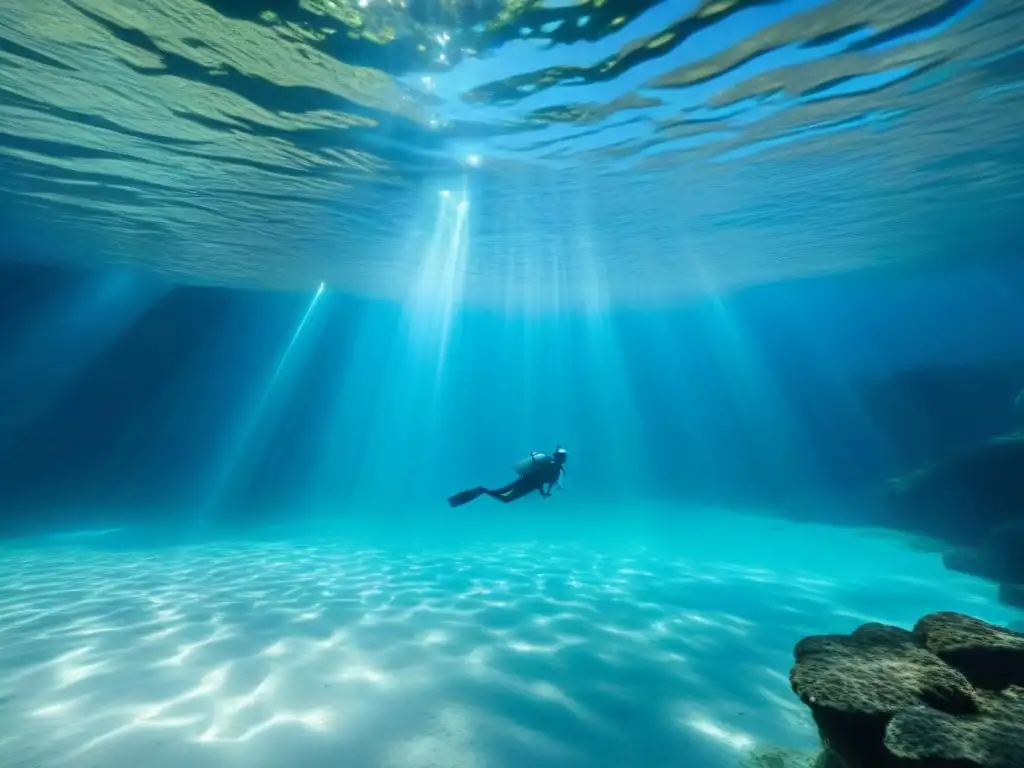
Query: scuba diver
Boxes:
[{"xmin": 447, "ymin": 446, "xmax": 568, "ymax": 507}]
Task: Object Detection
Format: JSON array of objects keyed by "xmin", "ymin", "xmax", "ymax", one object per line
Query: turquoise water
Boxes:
[
  {"xmin": 1, "ymin": 0, "xmax": 1024, "ymax": 765},
  {"xmin": 0, "ymin": 510, "xmax": 1016, "ymax": 767}
]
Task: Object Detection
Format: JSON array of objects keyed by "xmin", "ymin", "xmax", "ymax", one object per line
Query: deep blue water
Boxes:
[{"xmin": 1, "ymin": 0, "xmax": 1024, "ymax": 766}]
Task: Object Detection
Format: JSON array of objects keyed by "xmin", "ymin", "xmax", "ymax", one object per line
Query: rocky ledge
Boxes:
[
  {"xmin": 886, "ymin": 434, "xmax": 1024, "ymax": 547},
  {"xmin": 790, "ymin": 611, "xmax": 1024, "ymax": 767},
  {"xmin": 886, "ymin": 434, "xmax": 1024, "ymax": 611}
]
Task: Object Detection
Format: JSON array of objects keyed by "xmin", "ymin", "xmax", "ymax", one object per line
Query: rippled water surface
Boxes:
[{"xmin": 1, "ymin": 0, "xmax": 1022, "ymax": 304}]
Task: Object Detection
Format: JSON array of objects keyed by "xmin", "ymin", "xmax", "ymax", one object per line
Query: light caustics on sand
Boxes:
[{"xmin": 0, "ymin": 536, "xmax": 1010, "ymax": 768}]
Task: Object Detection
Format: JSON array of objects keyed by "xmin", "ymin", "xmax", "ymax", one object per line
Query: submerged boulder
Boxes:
[
  {"xmin": 789, "ymin": 612, "xmax": 1024, "ymax": 767},
  {"xmin": 885, "ymin": 689, "xmax": 1024, "ymax": 767},
  {"xmin": 915, "ymin": 612, "xmax": 1024, "ymax": 691}
]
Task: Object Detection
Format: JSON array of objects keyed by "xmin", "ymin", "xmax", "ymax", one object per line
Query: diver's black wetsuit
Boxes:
[{"xmin": 483, "ymin": 462, "xmax": 562, "ymax": 503}]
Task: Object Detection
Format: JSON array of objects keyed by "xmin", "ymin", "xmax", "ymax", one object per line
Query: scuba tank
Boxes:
[{"xmin": 513, "ymin": 451, "xmax": 551, "ymax": 477}]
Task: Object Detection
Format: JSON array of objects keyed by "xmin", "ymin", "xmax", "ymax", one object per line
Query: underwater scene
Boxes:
[{"xmin": 2, "ymin": 0, "xmax": 1024, "ymax": 766}]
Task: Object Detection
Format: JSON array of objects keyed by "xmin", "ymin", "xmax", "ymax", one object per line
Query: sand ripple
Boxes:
[{"xmin": 0, "ymin": 537, "xmax": 1004, "ymax": 767}]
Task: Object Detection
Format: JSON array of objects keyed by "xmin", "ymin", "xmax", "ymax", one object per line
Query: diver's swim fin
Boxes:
[{"xmin": 448, "ymin": 487, "xmax": 486, "ymax": 508}]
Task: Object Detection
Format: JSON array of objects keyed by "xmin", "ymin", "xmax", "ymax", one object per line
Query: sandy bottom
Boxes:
[{"xmin": 0, "ymin": 512, "xmax": 1017, "ymax": 768}]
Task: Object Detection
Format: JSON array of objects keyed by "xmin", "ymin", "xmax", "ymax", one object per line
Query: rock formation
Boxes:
[
  {"xmin": 790, "ymin": 612, "xmax": 1024, "ymax": 767},
  {"xmin": 886, "ymin": 434, "xmax": 1024, "ymax": 546},
  {"xmin": 886, "ymin": 433, "xmax": 1024, "ymax": 610},
  {"xmin": 741, "ymin": 746, "xmax": 840, "ymax": 768},
  {"xmin": 859, "ymin": 362, "xmax": 1024, "ymax": 472},
  {"xmin": 939, "ymin": 521, "xmax": 1024, "ymax": 611}
]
